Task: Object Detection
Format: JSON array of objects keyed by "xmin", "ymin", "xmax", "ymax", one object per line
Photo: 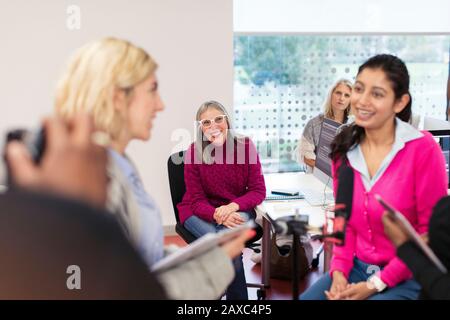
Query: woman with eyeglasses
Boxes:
[{"xmin": 178, "ymin": 100, "xmax": 266, "ymax": 300}]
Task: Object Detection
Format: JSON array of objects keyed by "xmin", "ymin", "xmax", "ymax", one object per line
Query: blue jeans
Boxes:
[
  {"xmin": 300, "ymin": 258, "xmax": 421, "ymax": 300},
  {"xmin": 184, "ymin": 211, "xmax": 255, "ymax": 300}
]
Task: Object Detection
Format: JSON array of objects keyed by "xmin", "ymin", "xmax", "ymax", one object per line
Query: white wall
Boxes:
[
  {"xmin": 0, "ymin": 0, "xmax": 233, "ymax": 228},
  {"xmin": 234, "ymin": 0, "xmax": 450, "ymax": 33}
]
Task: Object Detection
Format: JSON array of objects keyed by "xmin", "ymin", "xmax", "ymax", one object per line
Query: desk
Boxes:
[{"xmin": 255, "ymin": 172, "xmax": 331, "ymax": 288}]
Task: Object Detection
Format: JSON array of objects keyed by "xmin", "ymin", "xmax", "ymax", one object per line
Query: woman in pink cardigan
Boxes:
[
  {"xmin": 178, "ymin": 100, "xmax": 266, "ymax": 300},
  {"xmin": 301, "ymin": 54, "xmax": 448, "ymax": 300}
]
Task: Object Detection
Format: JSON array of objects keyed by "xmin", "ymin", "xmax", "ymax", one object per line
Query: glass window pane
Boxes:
[{"xmin": 233, "ymin": 35, "xmax": 450, "ymax": 173}]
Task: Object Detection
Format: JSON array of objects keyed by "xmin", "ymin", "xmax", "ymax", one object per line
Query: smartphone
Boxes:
[
  {"xmin": 6, "ymin": 127, "xmax": 46, "ymax": 164},
  {"xmin": 375, "ymin": 194, "xmax": 397, "ymax": 218},
  {"xmin": 4, "ymin": 127, "xmax": 46, "ymax": 186},
  {"xmin": 375, "ymin": 194, "xmax": 448, "ymax": 273},
  {"xmin": 271, "ymin": 188, "xmax": 299, "ymax": 196}
]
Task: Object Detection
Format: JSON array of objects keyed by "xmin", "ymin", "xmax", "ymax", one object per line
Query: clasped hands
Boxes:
[
  {"xmin": 321, "ymin": 211, "xmax": 429, "ymax": 300},
  {"xmin": 213, "ymin": 202, "xmax": 244, "ymax": 228},
  {"xmin": 325, "ymin": 271, "xmax": 377, "ymax": 300}
]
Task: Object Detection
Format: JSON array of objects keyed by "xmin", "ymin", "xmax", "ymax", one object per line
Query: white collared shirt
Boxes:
[{"xmin": 347, "ymin": 118, "xmax": 424, "ymax": 191}]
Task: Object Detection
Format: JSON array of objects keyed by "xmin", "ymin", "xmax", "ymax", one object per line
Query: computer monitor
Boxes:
[
  {"xmin": 421, "ymin": 116, "xmax": 450, "ymax": 189},
  {"xmin": 423, "ymin": 116, "xmax": 450, "ymax": 137},
  {"xmin": 313, "ymin": 118, "xmax": 341, "ymax": 186}
]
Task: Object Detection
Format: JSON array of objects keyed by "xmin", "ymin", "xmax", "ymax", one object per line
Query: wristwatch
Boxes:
[{"xmin": 367, "ymin": 274, "xmax": 387, "ymax": 292}]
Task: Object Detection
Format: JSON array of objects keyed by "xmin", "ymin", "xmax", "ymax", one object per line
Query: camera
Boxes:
[
  {"xmin": 4, "ymin": 128, "xmax": 46, "ymax": 186},
  {"xmin": 5, "ymin": 128, "xmax": 46, "ymax": 164}
]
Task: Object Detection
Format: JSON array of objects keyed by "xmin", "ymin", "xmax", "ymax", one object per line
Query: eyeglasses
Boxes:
[{"xmin": 198, "ymin": 115, "xmax": 227, "ymax": 128}]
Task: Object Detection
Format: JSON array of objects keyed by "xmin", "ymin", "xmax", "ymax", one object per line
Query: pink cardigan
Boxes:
[{"xmin": 330, "ymin": 131, "xmax": 448, "ymax": 287}]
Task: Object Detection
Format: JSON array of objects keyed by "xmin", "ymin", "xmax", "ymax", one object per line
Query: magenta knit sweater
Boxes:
[{"xmin": 177, "ymin": 138, "xmax": 266, "ymax": 224}]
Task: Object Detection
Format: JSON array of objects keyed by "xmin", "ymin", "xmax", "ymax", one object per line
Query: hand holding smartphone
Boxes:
[{"xmin": 375, "ymin": 194, "xmax": 447, "ymax": 273}]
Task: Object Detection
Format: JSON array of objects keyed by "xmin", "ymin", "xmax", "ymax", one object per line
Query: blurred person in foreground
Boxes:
[
  {"xmin": 54, "ymin": 38, "xmax": 254, "ymax": 299},
  {"xmin": 2, "ymin": 115, "xmax": 166, "ymax": 299}
]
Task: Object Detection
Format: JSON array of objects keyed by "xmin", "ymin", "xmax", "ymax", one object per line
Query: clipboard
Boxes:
[
  {"xmin": 151, "ymin": 221, "xmax": 255, "ymax": 273},
  {"xmin": 375, "ymin": 194, "xmax": 448, "ymax": 274}
]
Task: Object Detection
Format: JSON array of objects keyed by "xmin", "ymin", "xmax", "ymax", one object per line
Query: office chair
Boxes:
[
  {"xmin": 167, "ymin": 150, "xmax": 197, "ymax": 244},
  {"xmin": 167, "ymin": 150, "xmax": 267, "ymax": 299}
]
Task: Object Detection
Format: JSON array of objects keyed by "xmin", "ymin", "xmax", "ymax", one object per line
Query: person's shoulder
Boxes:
[
  {"xmin": 241, "ymin": 136, "xmax": 253, "ymax": 145},
  {"xmin": 418, "ymin": 130, "xmax": 435, "ymax": 141},
  {"xmin": 237, "ymin": 136, "xmax": 255, "ymax": 149},
  {"xmin": 413, "ymin": 130, "xmax": 438, "ymax": 148},
  {"xmin": 397, "ymin": 118, "xmax": 435, "ymax": 149},
  {"xmin": 403, "ymin": 130, "xmax": 442, "ymax": 162},
  {"xmin": 0, "ymin": 189, "xmax": 121, "ymax": 234},
  {"xmin": 183, "ymin": 143, "xmax": 198, "ymax": 164},
  {"xmin": 314, "ymin": 113, "xmax": 325, "ymax": 122},
  {"xmin": 0, "ymin": 190, "xmax": 167, "ymax": 299},
  {"xmin": 307, "ymin": 113, "xmax": 324, "ymax": 126},
  {"xmin": 317, "ymin": 113, "xmax": 325, "ymax": 120},
  {"xmin": 234, "ymin": 136, "xmax": 259, "ymax": 160},
  {"xmin": 181, "ymin": 142, "xmax": 195, "ymax": 155}
]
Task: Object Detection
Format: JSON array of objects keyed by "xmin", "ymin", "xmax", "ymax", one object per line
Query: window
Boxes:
[{"xmin": 233, "ymin": 35, "xmax": 450, "ymax": 173}]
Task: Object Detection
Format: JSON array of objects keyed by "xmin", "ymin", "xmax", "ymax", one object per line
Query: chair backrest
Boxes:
[
  {"xmin": 167, "ymin": 151, "xmax": 186, "ymax": 224},
  {"xmin": 167, "ymin": 150, "xmax": 263, "ymax": 247}
]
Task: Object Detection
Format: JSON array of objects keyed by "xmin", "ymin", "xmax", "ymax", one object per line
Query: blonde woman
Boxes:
[
  {"xmin": 54, "ymin": 38, "xmax": 254, "ymax": 300},
  {"xmin": 296, "ymin": 79, "xmax": 352, "ymax": 170}
]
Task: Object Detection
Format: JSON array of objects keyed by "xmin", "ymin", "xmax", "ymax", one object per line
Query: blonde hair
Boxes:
[
  {"xmin": 323, "ymin": 79, "xmax": 352, "ymax": 120},
  {"xmin": 54, "ymin": 37, "xmax": 157, "ymax": 139}
]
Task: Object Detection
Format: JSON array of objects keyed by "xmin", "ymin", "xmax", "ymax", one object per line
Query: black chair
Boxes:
[
  {"xmin": 167, "ymin": 150, "xmax": 197, "ymax": 244},
  {"xmin": 167, "ymin": 151, "xmax": 267, "ymax": 299}
]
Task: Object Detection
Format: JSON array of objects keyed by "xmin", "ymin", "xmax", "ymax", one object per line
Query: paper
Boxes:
[{"xmin": 151, "ymin": 221, "xmax": 255, "ymax": 273}]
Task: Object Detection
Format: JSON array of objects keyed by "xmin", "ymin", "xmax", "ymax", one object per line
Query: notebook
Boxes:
[
  {"xmin": 151, "ymin": 221, "xmax": 255, "ymax": 272},
  {"xmin": 265, "ymin": 192, "xmax": 305, "ymax": 201}
]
